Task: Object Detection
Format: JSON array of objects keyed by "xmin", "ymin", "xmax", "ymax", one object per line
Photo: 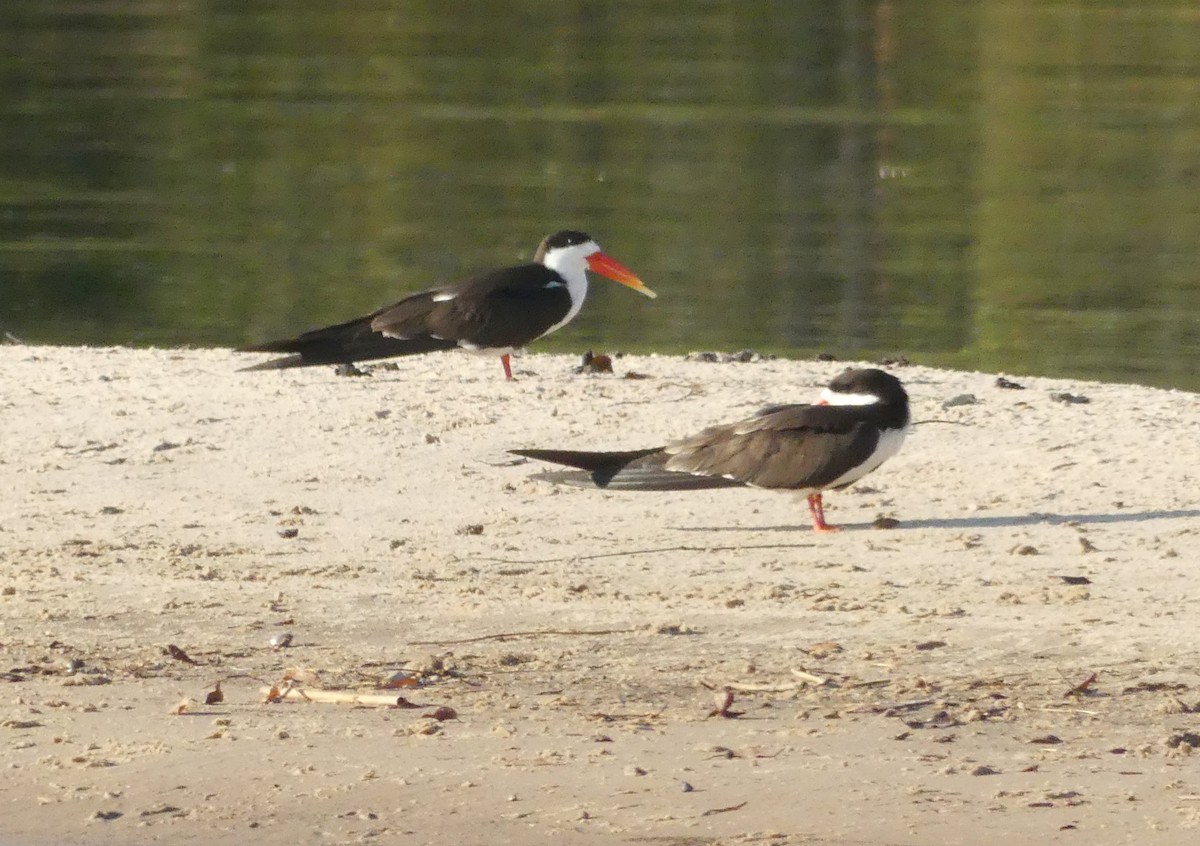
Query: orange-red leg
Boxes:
[
  {"xmin": 500, "ymin": 353, "xmax": 513, "ymax": 380},
  {"xmin": 807, "ymin": 493, "xmax": 840, "ymax": 532}
]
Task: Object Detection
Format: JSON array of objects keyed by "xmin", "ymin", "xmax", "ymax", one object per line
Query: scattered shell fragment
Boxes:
[{"xmin": 942, "ymin": 393, "xmax": 978, "ymax": 408}]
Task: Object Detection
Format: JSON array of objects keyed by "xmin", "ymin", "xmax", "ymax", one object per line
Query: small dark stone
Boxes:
[
  {"xmin": 1049, "ymin": 392, "xmax": 1090, "ymax": 404},
  {"xmin": 334, "ymin": 363, "xmax": 370, "ymax": 377},
  {"xmin": 1058, "ymin": 575, "xmax": 1092, "ymax": 585},
  {"xmin": 1166, "ymin": 731, "xmax": 1200, "ymax": 749},
  {"xmin": 457, "ymin": 524, "xmax": 484, "ymax": 536},
  {"xmin": 575, "ymin": 350, "xmax": 613, "ymax": 374},
  {"xmin": 277, "ymin": 528, "xmax": 299, "ymax": 539},
  {"xmin": 995, "ymin": 376, "xmax": 1026, "ymax": 390}
]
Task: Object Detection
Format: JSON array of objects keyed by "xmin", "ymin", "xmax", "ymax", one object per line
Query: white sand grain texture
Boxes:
[{"xmin": 1, "ymin": 345, "xmax": 1199, "ymax": 845}]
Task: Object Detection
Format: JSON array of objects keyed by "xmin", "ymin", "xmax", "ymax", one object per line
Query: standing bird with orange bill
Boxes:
[{"xmin": 239, "ymin": 230, "xmax": 655, "ymax": 380}]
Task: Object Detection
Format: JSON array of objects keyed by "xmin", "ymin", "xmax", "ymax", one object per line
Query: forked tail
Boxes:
[{"xmin": 511, "ymin": 448, "xmax": 745, "ymax": 491}]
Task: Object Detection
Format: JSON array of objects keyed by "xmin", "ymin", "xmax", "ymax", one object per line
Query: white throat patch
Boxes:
[
  {"xmin": 819, "ymin": 387, "xmax": 880, "ymax": 406},
  {"xmin": 540, "ymin": 240, "xmax": 599, "ymax": 336}
]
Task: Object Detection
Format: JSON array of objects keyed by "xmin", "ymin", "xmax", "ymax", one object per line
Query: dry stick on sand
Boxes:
[
  {"xmin": 261, "ymin": 686, "xmax": 419, "ymax": 707},
  {"xmin": 1064, "ymin": 671, "xmax": 1099, "ymax": 697},
  {"xmin": 699, "ymin": 679, "xmax": 803, "ymax": 694},
  {"xmin": 701, "ymin": 801, "xmax": 749, "ymax": 816},
  {"xmin": 791, "ymin": 668, "xmax": 831, "ymax": 686},
  {"xmin": 477, "ymin": 543, "xmax": 816, "ymax": 567},
  {"xmin": 410, "ymin": 627, "xmax": 638, "ymax": 646}
]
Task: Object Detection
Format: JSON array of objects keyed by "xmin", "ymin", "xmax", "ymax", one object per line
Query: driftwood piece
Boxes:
[
  {"xmin": 261, "ymin": 686, "xmax": 417, "ymax": 707},
  {"xmin": 790, "ymin": 668, "xmax": 830, "ymax": 686}
]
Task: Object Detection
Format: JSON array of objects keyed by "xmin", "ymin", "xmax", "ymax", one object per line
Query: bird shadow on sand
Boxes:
[{"xmin": 678, "ymin": 509, "xmax": 1200, "ymax": 533}]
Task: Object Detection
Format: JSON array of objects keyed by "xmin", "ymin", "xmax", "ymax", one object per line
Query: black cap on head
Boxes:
[
  {"xmin": 828, "ymin": 368, "xmax": 908, "ymax": 404},
  {"xmin": 535, "ymin": 230, "xmax": 594, "ymax": 261}
]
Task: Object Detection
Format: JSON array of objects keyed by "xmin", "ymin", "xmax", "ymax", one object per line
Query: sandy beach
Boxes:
[{"xmin": 2, "ymin": 344, "xmax": 1199, "ymax": 845}]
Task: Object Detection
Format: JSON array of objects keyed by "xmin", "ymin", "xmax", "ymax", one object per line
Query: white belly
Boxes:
[{"xmin": 825, "ymin": 425, "xmax": 908, "ymax": 490}]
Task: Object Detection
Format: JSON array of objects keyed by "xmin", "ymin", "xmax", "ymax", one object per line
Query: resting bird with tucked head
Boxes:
[{"xmin": 511, "ymin": 367, "xmax": 910, "ymax": 531}]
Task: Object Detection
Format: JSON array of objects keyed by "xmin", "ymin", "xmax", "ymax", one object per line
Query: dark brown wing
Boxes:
[
  {"xmin": 372, "ymin": 263, "xmax": 573, "ymax": 349},
  {"xmin": 663, "ymin": 404, "xmax": 884, "ymax": 490},
  {"xmin": 238, "ymin": 307, "xmax": 455, "ymax": 370}
]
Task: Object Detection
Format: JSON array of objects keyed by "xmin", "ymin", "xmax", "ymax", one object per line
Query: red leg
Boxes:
[
  {"xmin": 807, "ymin": 493, "xmax": 840, "ymax": 532},
  {"xmin": 500, "ymin": 353, "xmax": 513, "ymax": 380}
]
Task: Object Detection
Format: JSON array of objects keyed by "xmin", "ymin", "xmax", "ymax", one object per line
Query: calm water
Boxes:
[{"xmin": 2, "ymin": 1, "xmax": 1198, "ymax": 390}]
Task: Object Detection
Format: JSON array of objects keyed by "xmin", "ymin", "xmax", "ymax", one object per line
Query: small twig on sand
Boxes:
[
  {"xmin": 477, "ymin": 543, "xmax": 814, "ymax": 566},
  {"xmin": 701, "ymin": 801, "xmax": 748, "ymax": 817},
  {"xmin": 1064, "ymin": 672, "xmax": 1098, "ymax": 698},
  {"xmin": 610, "ymin": 384, "xmax": 705, "ymax": 406},
  {"xmin": 1035, "ymin": 706, "xmax": 1101, "ymax": 716},
  {"xmin": 700, "ymin": 679, "xmax": 801, "ymax": 693},
  {"xmin": 410, "ymin": 627, "xmax": 637, "ymax": 646},
  {"xmin": 790, "ymin": 668, "xmax": 830, "ymax": 686},
  {"xmin": 260, "ymin": 686, "xmax": 419, "ymax": 707}
]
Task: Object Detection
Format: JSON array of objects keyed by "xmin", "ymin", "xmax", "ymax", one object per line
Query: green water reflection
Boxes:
[{"xmin": 2, "ymin": 1, "xmax": 1197, "ymax": 390}]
